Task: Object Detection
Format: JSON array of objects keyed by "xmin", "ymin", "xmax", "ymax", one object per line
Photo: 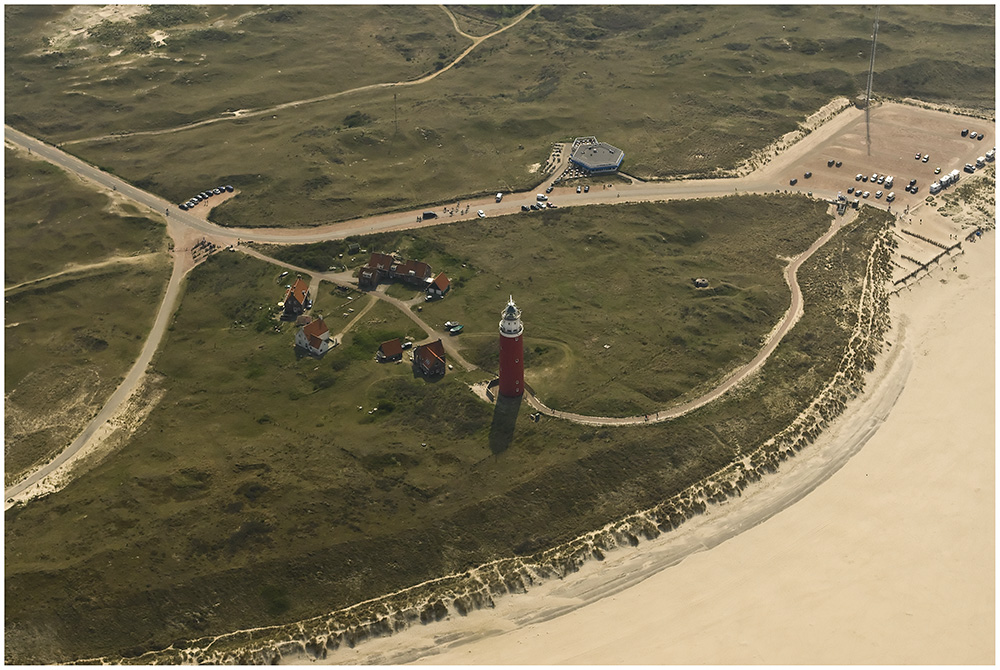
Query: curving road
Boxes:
[{"xmin": 3, "ymin": 98, "xmax": 865, "ymax": 506}]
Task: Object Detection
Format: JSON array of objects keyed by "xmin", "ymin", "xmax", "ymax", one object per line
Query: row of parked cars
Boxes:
[{"xmin": 178, "ymin": 185, "xmax": 234, "ymax": 211}]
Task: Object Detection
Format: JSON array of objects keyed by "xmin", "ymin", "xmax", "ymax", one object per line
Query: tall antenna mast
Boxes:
[{"xmin": 865, "ymin": 5, "xmax": 880, "ymax": 155}]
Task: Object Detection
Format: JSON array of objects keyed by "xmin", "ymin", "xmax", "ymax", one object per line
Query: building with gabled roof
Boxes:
[
  {"xmin": 295, "ymin": 317, "xmax": 332, "ymax": 357},
  {"xmin": 358, "ymin": 252, "xmax": 434, "ymax": 290},
  {"xmin": 413, "ymin": 339, "xmax": 446, "ymax": 377},
  {"xmin": 377, "ymin": 338, "xmax": 403, "ymax": 362},
  {"xmin": 283, "ymin": 277, "xmax": 311, "ymax": 317},
  {"xmin": 427, "ymin": 272, "xmax": 451, "ymax": 298}
]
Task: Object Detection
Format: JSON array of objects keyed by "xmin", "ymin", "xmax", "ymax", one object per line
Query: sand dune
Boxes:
[{"xmin": 325, "ymin": 234, "xmax": 993, "ymax": 666}]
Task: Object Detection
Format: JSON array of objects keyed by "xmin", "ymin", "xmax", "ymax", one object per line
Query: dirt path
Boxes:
[
  {"xmin": 238, "ymin": 247, "xmax": 477, "ymax": 371},
  {"xmin": 4, "ymin": 252, "xmax": 161, "ymax": 294},
  {"xmin": 523, "ymin": 208, "xmax": 856, "ymax": 425},
  {"xmin": 4, "ymin": 221, "xmax": 190, "ymax": 507},
  {"xmin": 60, "ymin": 6, "xmax": 539, "ymax": 147}
]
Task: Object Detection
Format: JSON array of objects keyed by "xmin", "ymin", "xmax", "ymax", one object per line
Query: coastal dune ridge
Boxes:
[{"xmin": 82, "ymin": 214, "xmax": 896, "ymax": 665}]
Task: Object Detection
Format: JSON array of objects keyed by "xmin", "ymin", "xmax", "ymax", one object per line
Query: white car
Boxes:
[
  {"xmin": 477, "ymin": 210, "xmax": 485, "ymax": 218},
  {"xmin": 875, "ymin": 190, "xmax": 883, "ymax": 199},
  {"xmin": 922, "ymin": 154, "xmax": 929, "ymax": 162},
  {"xmin": 862, "ymin": 191, "xmax": 870, "ymax": 198}
]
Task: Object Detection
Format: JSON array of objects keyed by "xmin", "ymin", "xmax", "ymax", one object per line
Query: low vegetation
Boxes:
[
  {"xmin": 4, "ymin": 149, "xmax": 165, "ymax": 286},
  {"xmin": 5, "ymin": 201, "xmax": 895, "ymax": 663},
  {"xmin": 6, "ymin": 6, "xmax": 992, "ymax": 227},
  {"xmin": 4, "ymin": 149, "xmax": 170, "ymax": 485}
]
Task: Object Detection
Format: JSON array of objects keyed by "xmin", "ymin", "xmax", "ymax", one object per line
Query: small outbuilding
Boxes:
[
  {"xmin": 377, "ymin": 338, "xmax": 403, "ymax": 362},
  {"xmin": 427, "ymin": 272, "xmax": 451, "ymax": 298},
  {"xmin": 413, "ymin": 339, "xmax": 446, "ymax": 377}
]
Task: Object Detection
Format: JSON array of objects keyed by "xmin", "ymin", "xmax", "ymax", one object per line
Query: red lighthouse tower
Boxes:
[{"xmin": 498, "ymin": 295, "xmax": 524, "ymax": 397}]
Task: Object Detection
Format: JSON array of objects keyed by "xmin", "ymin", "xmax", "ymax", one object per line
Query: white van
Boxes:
[
  {"xmin": 536, "ymin": 193, "xmax": 548, "ymax": 202},
  {"xmin": 496, "ymin": 192, "xmax": 503, "ymax": 203}
]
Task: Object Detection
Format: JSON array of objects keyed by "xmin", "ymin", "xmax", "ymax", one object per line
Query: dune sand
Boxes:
[{"xmin": 324, "ymin": 232, "xmax": 993, "ymax": 666}]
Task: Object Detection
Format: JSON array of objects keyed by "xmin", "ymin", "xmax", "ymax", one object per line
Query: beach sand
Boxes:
[{"xmin": 325, "ymin": 232, "xmax": 993, "ymax": 666}]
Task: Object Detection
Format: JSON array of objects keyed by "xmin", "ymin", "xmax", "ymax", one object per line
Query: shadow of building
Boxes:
[{"xmin": 488, "ymin": 393, "xmax": 522, "ymax": 454}]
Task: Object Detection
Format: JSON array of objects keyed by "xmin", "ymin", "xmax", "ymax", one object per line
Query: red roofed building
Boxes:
[
  {"xmin": 295, "ymin": 317, "xmax": 332, "ymax": 356},
  {"xmin": 413, "ymin": 339, "xmax": 446, "ymax": 377},
  {"xmin": 358, "ymin": 252, "xmax": 433, "ymax": 289},
  {"xmin": 426, "ymin": 272, "xmax": 451, "ymax": 298},
  {"xmin": 283, "ymin": 277, "xmax": 311, "ymax": 317},
  {"xmin": 377, "ymin": 338, "xmax": 403, "ymax": 362}
]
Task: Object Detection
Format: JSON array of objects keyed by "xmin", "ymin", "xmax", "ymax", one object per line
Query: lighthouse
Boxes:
[{"xmin": 498, "ymin": 295, "xmax": 524, "ymax": 397}]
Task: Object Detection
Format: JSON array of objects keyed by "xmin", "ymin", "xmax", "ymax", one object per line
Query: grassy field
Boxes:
[
  {"xmin": 269, "ymin": 195, "xmax": 833, "ymax": 416},
  {"xmin": 4, "ymin": 148, "xmax": 166, "ymax": 286},
  {"xmin": 6, "ymin": 5, "xmax": 991, "ymax": 226},
  {"xmin": 4, "ymin": 148, "xmax": 171, "ymax": 485},
  {"xmin": 4, "ymin": 204, "xmax": 892, "ymax": 663},
  {"xmin": 4, "ymin": 5, "xmax": 466, "ymax": 141}
]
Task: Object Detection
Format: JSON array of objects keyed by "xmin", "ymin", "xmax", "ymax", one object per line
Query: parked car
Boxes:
[
  {"xmin": 856, "ymin": 173, "xmax": 863, "ymax": 181},
  {"xmin": 804, "ymin": 171, "xmax": 812, "ymax": 178},
  {"xmin": 576, "ymin": 186, "xmax": 582, "ymax": 193},
  {"xmin": 862, "ymin": 175, "xmax": 868, "ymax": 182},
  {"xmin": 969, "ymin": 131, "xmax": 978, "ymax": 139},
  {"xmin": 847, "ymin": 186, "xmax": 854, "ymax": 194},
  {"xmin": 886, "ymin": 192, "xmax": 895, "ymax": 202},
  {"xmin": 521, "ymin": 205, "xmax": 530, "ymax": 212},
  {"xmin": 922, "ymin": 154, "xmax": 929, "ymax": 162},
  {"xmin": 545, "ymin": 186, "xmax": 553, "ymax": 193},
  {"xmin": 835, "ymin": 161, "xmax": 842, "ymax": 168},
  {"xmin": 444, "ymin": 321, "xmax": 458, "ymax": 329},
  {"xmin": 477, "ymin": 210, "xmax": 486, "ymax": 218},
  {"xmin": 914, "ymin": 152, "xmax": 922, "ymax": 160},
  {"xmin": 977, "ymin": 133, "xmax": 984, "ymax": 141},
  {"xmin": 789, "ymin": 178, "xmax": 798, "ymax": 185},
  {"xmin": 827, "ymin": 159, "xmax": 835, "ymax": 167},
  {"xmin": 179, "ymin": 203, "xmax": 188, "ymax": 211},
  {"xmin": 962, "ymin": 128, "xmax": 969, "ymax": 137},
  {"xmin": 584, "ymin": 185, "xmax": 589, "ymax": 192},
  {"xmin": 212, "ymin": 188, "xmax": 221, "ymax": 195},
  {"xmin": 449, "ymin": 324, "xmax": 464, "ymax": 335},
  {"xmin": 877, "ymin": 175, "xmax": 885, "ymax": 184},
  {"xmin": 909, "ymin": 178, "xmax": 917, "ymax": 186},
  {"xmin": 225, "ymin": 185, "xmax": 234, "ymax": 192},
  {"xmin": 875, "ymin": 190, "xmax": 883, "ymax": 199},
  {"xmin": 530, "ymin": 204, "xmax": 540, "ymax": 210},
  {"xmin": 934, "ymin": 167, "xmax": 941, "ymax": 174},
  {"xmin": 862, "ymin": 191, "xmax": 870, "ymax": 198}
]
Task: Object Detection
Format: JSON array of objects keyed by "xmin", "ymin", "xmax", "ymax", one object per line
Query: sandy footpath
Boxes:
[{"xmin": 323, "ymin": 235, "xmax": 994, "ymax": 666}]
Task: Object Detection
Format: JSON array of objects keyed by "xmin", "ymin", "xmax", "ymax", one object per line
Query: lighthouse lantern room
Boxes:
[{"xmin": 498, "ymin": 295, "xmax": 524, "ymax": 397}]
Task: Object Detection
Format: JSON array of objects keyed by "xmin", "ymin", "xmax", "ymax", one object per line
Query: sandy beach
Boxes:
[{"xmin": 322, "ymin": 231, "xmax": 994, "ymax": 665}]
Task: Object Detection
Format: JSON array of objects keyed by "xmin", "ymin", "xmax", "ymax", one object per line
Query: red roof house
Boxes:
[
  {"xmin": 427, "ymin": 272, "xmax": 451, "ymax": 298},
  {"xmin": 295, "ymin": 317, "xmax": 332, "ymax": 356},
  {"xmin": 283, "ymin": 278, "xmax": 311, "ymax": 316},
  {"xmin": 377, "ymin": 338, "xmax": 403, "ymax": 362},
  {"xmin": 413, "ymin": 339, "xmax": 446, "ymax": 377}
]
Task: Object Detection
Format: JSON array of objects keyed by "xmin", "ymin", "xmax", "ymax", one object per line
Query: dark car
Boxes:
[
  {"xmin": 847, "ymin": 186, "xmax": 854, "ymax": 194},
  {"xmin": 584, "ymin": 185, "xmax": 589, "ymax": 192},
  {"xmin": 545, "ymin": 186, "xmax": 553, "ymax": 193},
  {"xmin": 804, "ymin": 171, "xmax": 812, "ymax": 178},
  {"xmin": 225, "ymin": 185, "xmax": 234, "ymax": 192},
  {"xmin": 962, "ymin": 128, "xmax": 970, "ymax": 137},
  {"xmin": 521, "ymin": 205, "xmax": 530, "ymax": 212},
  {"xmin": 530, "ymin": 203, "xmax": 540, "ymax": 210},
  {"xmin": 977, "ymin": 133, "xmax": 984, "ymax": 141},
  {"xmin": 910, "ymin": 186, "xmax": 918, "ymax": 194},
  {"xmin": 827, "ymin": 159, "xmax": 835, "ymax": 167},
  {"xmin": 862, "ymin": 176, "xmax": 868, "ymax": 182},
  {"xmin": 909, "ymin": 178, "xmax": 917, "ymax": 186},
  {"xmin": 179, "ymin": 203, "xmax": 188, "ymax": 211},
  {"xmin": 835, "ymin": 161, "xmax": 842, "ymax": 168},
  {"xmin": 789, "ymin": 178, "xmax": 797, "ymax": 185}
]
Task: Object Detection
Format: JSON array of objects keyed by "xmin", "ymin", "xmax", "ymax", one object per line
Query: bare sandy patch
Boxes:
[{"xmin": 528, "ymin": 162, "xmax": 541, "ymax": 173}]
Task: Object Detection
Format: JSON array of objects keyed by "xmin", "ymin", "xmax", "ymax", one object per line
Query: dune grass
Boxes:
[
  {"xmin": 3, "ymin": 203, "xmax": 897, "ymax": 664},
  {"xmin": 11, "ymin": 5, "xmax": 990, "ymax": 227}
]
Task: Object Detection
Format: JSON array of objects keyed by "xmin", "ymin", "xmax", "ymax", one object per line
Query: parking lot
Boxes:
[{"xmin": 775, "ymin": 102, "xmax": 993, "ymax": 208}]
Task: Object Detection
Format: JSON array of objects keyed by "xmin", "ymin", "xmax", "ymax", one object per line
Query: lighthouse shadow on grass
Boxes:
[{"xmin": 488, "ymin": 393, "xmax": 522, "ymax": 454}]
